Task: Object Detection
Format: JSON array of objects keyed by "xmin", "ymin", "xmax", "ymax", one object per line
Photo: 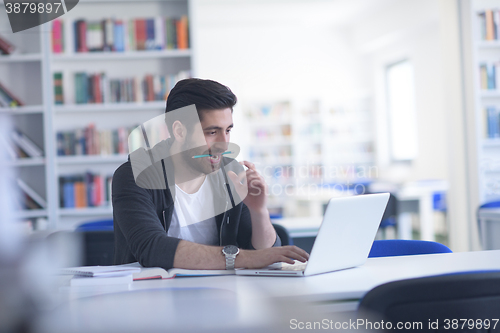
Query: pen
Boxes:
[{"xmin": 192, "ymin": 151, "xmax": 233, "ymax": 159}]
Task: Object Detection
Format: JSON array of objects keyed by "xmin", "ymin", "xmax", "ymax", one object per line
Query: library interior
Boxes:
[{"xmin": 1, "ymin": 0, "xmax": 500, "ymax": 332}]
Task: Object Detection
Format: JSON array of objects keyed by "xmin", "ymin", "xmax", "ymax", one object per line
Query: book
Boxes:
[
  {"xmin": 486, "ymin": 106, "xmax": 500, "ymax": 138},
  {"xmin": 145, "ymin": 18, "xmax": 155, "ymax": 50},
  {"xmin": 52, "ymin": 19, "xmax": 64, "ymax": 53},
  {"xmin": 120, "ymin": 262, "xmax": 235, "ymax": 280},
  {"xmin": 17, "ymin": 178, "xmax": 47, "ymax": 209},
  {"xmin": 177, "ymin": 15, "xmax": 189, "ymax": 49},
  {"xmin": 65, "ymin": 15, "xmax": 190, "ymax": 54},
  {"xmin": 87, "ymin": 20, "xmax": 104, "ymax": 52},
  {"xmin": 103, "ymin": 18, "xmax": 114, "ymax": 51},
  {"xmin": 59, "ymin": 173, "xmax": 113, "ymax": 208},
  {"xmin": 10, "ymin": 129, "xmax": 43, "ymax": 157},
  {"xmin": 114, "ymin": 20, "xmax": 125, "ymax": 52},
  {"xmin": 60, "ymin": 265, "xmax": 141, "ymax": 277},
  {"xmin": 77, "ymin": 20, "xmax": 88, "ymax": 52},
  {"xmin": 70, "ymin": 274, "xmax": 133, "ymax": 287},
  {"xmin": 53, "ymin": 72, "xmax": 64, "ymax": 105},
  {"xmin": 486, "ymin": 9, "xmax": 495, "ymax": 41},
  {"xmin": 69, "ymin": 70, "xmax": 190, "ymax": 104},
  {"xmin": 0, "ymin": 35, "xmax": 16, "ymax": 54},
  {"xmin": 0, "ymin": 82, "xmax": 24, "ymax": 107}
]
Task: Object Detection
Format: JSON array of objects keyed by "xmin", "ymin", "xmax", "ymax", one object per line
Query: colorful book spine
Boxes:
[
  {"xmin": 485, "ymin": 10, "xmax": 495, "ymax": 40},
  {"xmin": 56, "ymin": 124, "xmax": 132, "ymax": 156},
  {"xmin": 103, "ymin": 18, "xmax": 114, "ymax": 51},
  {"xmin": 114, "ymin": 20, "xmax": 125, "ymax": 52},
  {"xmin": 69, "ymin": 70, "xmax": 190, "ymax": 105},
  {"xmin": 77, "ymin": 20, "xmax": 88, "ymax": 52},
  {"xmin": 479, "ymin": 62, "xmax": 500, "ymax": 90},
  {"xmin": 60, "ymin": 173, "xmax": 113, "ymax": 208},
  {"xmin": 0, "ymin": 35, "xmax": 16, "ymax": 54},
  {"xmin": 0, "ymin": 81, "xmax": 24, "ymax": 107},
  {"xmin": 177, "ymin": 15, "xmax": 189, "ymax": 49},
  {"xmin": 478, "ymin": 9, "xmax": 500, "ymax": 41},
  {"xmin": 54, "ymin": 72, "xmax": 64, "ymax": 105},
  {"xmin": 65, "ymin": 15, "xmax": 189, "ymax": 54},
  {"xmin": 145, "ymin": 18, "xmax": 155, "ymax": 50},
  {"xmin": 485, "ymin": 106, "xmax": 500, "ymax": 138},
  {"xmin": 52, "ymin": 19, "xmax": 64, "ymax": 53},
  {"xmin": 136, "ymin": 19, "xmax": 146, "ymax": 50}
]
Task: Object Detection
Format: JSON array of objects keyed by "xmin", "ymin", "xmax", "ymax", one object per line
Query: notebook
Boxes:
[{"xmin": 235, "ymin": 193, "xmax": 390, "ymax": 277}]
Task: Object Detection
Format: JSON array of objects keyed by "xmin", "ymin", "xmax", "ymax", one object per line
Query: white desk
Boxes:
[{"xmin": 36, "ymin": 250, "xmax": 500, "ymax": 333}]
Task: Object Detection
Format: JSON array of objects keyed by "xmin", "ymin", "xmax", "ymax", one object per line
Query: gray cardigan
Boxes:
[{"xmin": 112, "ymin": 139, "xmax": 281, "ymax": 269}]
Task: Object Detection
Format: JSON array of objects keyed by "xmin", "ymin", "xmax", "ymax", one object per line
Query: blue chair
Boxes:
[
  {"xmin": 75, "ymin": 219, "xmax": 114, "ymax": 266},
  {"xmin": 272, "ymin": 223, "xmax": 293, "ymax": 246},
  {"xmin": 358, "ymin": 271, "xmax": 500, "ymax": 330},
  {"xmin": 368, "ymin": 239, "xmax": 452, "ymax": 258}
]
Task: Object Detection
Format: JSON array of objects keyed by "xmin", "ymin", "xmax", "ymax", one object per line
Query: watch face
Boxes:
[{"xmin": 223, "ymin": 245, "xmax": 239, "ymax": 255}]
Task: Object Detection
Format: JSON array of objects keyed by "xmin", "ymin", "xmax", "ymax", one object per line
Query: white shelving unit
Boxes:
[
  {"xmin": 469, "ymin": 0, "xmax": 500, "ymax": 204},
  {"xmin": 0, "ymin": 7, "xmax": 47, "ymax": 229},
  {"xmin": 1, "ymin": 0, "xmax": 193, "ymax": 230}
]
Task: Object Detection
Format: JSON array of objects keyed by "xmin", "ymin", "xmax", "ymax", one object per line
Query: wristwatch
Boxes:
[{"xmin": 222, "ymin": 245, "xmax": 239, "ymax": 270}]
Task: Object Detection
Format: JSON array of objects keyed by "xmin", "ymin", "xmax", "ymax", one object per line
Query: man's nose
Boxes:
[{"xmin": 211, "ymin": 139, "xmax": 229, "ymax": 152}]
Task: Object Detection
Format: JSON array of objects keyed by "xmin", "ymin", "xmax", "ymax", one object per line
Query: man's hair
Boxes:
[{"xmin": 165, "ymin": 78, "xmax": 237, "ymax": 136}]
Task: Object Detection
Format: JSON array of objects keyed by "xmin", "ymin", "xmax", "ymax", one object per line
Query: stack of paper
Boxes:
[{"xmin": 59, "ymin": 266, "xmax": 141, "ymax": 287}]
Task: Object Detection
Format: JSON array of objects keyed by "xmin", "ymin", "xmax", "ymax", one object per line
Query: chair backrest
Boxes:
[
  {"xmin": 479, "ymin": 201, "xmax": 500, "ymax": 210},
  {"xmin": 272, "ymin": 223, "xmax": 293, "ymax": 246},
  {"xmin": 75, "ymin": 219, "xmax": 114, "ymax": 232},
  {"xmin": 476, "ymin": 201, "xmax": 500, "ymax": 249},
  {"xmin": 81, "ymin": 231, "xmax": 115, "ymax": 266},
  {"xmin": 358, "ymin": 271, "xmax": 500, "ymax": 331},
  {"xmin": 368, "ymin": 239, "xmax": 452, "ymax": 258},
  {"xmin": 75, "ymin": 219, "xmax": 114, "ymax": 266}
]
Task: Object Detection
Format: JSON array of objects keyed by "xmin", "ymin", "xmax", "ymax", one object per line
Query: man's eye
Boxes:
[{"xmin": 209, "ymin": 131, "xmax": 216, "ymax": 135}]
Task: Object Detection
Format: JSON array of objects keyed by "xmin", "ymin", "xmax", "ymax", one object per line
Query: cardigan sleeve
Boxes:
[
  {"xmin": 236, "ymin": 203, "xmax": 281, "ymax": 250},
  {"xmin": 112, "ymin": 161, "xmax": 180, "ymax": 270}
]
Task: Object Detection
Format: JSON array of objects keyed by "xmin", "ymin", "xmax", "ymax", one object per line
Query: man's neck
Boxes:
[{"xmin": 170, "ymin": 141, "xmax": 206, "ymax": 194}]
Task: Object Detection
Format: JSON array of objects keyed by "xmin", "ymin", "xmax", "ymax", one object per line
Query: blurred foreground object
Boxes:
[{"xmin": 0, "ymin": 114, "xmax": 32, "ymax": 332}]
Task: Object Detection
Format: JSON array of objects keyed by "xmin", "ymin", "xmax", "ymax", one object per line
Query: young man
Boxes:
[{"xmin": 113, "ymin": 78, "xmax": 308, "ymax": 270}]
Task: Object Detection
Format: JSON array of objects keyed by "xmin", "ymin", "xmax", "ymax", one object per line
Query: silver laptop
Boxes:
[{"xmin": 235, "ymin": 193, "xmax": 390, "ymax": 277}]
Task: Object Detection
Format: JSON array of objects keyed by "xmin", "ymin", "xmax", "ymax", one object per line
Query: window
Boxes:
[{"xmin": 386, "ymin": 60, "xmax": 418, "ymax": 161}]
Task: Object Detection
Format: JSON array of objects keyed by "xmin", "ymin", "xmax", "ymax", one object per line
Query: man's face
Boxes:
[{"xmin": 181, "ymin": 108, "xmax": 233, "ymax": 175}]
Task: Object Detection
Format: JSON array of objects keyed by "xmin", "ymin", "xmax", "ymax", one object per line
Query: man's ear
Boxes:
[{"xmin": 171, "ymin": 120, "xmax": 187, "ymax": 143}]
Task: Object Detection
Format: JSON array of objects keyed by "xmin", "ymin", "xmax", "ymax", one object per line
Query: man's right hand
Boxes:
[{"xmin": 236, "ymin": 246, "xmax": 310, "ymax": 269}]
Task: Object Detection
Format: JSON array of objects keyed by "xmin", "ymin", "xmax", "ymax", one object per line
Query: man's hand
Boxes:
[
  {"xmin": 236, "ymin": 246, "xmax": 310, "ymax": 269},
  {"xmin": 227, "ymin": 160, "xmax": 276, "ymax": 249},
  {"xmin": 227, "ymin": 161, "xmax": 267, "ymax": 212}
]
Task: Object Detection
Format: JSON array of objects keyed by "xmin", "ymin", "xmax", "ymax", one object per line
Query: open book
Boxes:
[{"xmin": 120, "ymin": 262, "xmax": 235, "ymax": 280}]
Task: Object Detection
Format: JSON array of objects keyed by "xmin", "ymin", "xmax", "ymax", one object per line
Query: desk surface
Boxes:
[{"xmin": 37, "ymin": 250, "xmax": 500, "ymax": 333}]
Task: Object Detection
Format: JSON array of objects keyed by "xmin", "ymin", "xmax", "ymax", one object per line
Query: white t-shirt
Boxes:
[{"xmin": 167, "ymin": 174, "xmax": 220, "ymax": 245}]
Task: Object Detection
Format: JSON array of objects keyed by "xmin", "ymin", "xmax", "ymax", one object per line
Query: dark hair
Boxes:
[{"xmin": 165, "ymin": 78, "xmax": 237, "ymax": 136}]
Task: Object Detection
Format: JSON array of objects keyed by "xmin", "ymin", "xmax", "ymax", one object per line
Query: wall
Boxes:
[
  {"xmin": 349, "ymin": 0, "xmax": 448, "ymax": 182},
  {"xmin": 190, "ymin": 0, "xmax": 372, "ymax": 99}
]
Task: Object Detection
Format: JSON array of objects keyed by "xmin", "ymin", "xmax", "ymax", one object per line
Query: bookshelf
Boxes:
[
  {"xmin": 1, "ymin": 0, "xmax": 193, "ymax": 230},
  {"xmin": 469, "ymin": 1, "xmax": 500, "ymax": 205},
  {"xmin": 0, "ymin": 6, "xmax": 47, "ymax": 231}
]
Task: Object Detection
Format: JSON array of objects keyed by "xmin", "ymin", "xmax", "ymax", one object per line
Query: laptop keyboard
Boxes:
[{"xmin": 277, "ymin": 262, "xmax": 307, "ymax": 271}]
